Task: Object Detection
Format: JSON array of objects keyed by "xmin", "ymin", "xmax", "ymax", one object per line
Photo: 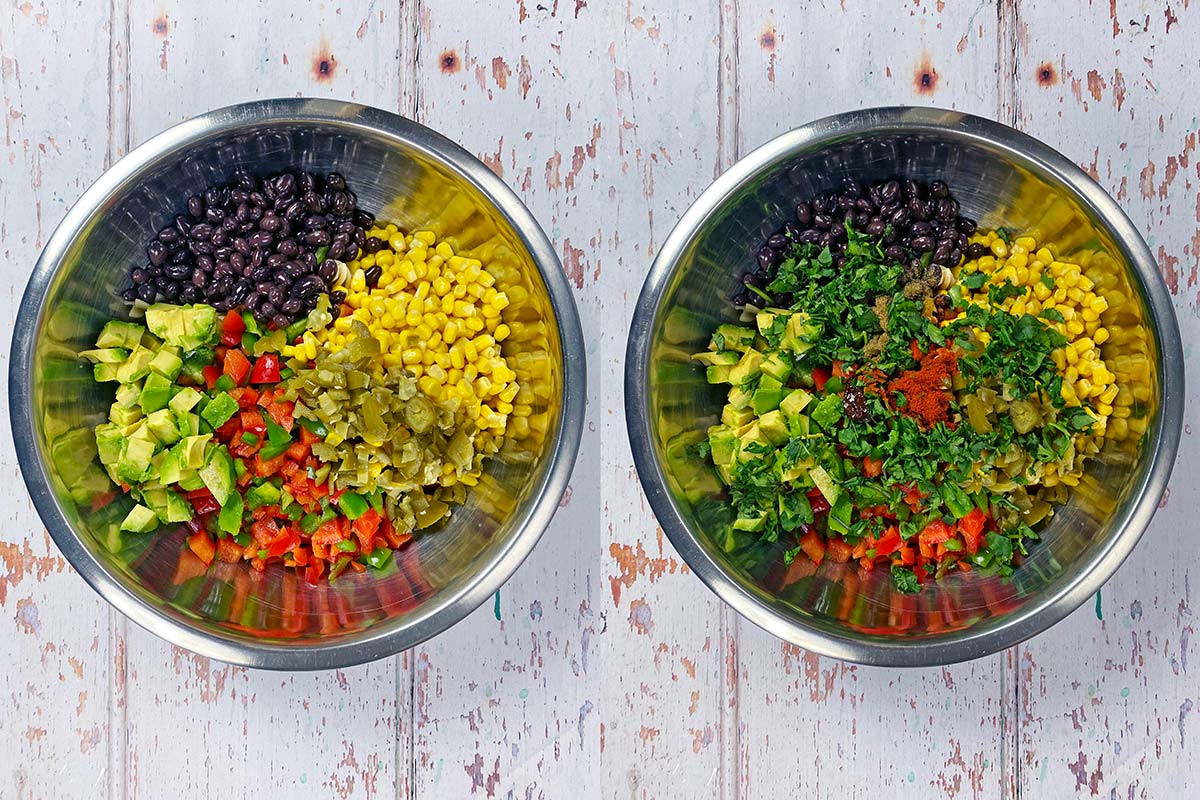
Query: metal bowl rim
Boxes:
[
  {"xmin": 624, "ymin": 105, "xmax": 1184, "ymax": 667},
  {"xmin": 9, "ymin": 97, "xmax": 586, "ymax": 670}
]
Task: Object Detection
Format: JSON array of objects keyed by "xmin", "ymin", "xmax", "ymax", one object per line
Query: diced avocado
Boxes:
[
  {"xmin": 720, "ymin": 526, "xmax": 758, "ymax": 553},
  {"xmin": 115, "ymin": 346, "xmax": 155, "ymax": 384},
  {"xmin": 179, "ymin": 434, "xmax": 212, "ymax": 469},
  {"xmin": 120, "ymin": 504, "xmax": 159, "ymax": 533},
  {"xmin": 79, "ymin": 348, "xmax": 129, "ymax": 364},
  {"xmin": 96, "ymin": 320, "xmax": 145, "ymax": 350},
  {"xmin": 140, "ymin": 488, "xmax": 192, "ymax": 524},
  {"xmin": 128, "ymin": 421, "xmax": 157, "ymax": 444},
  {"xmin": 200, "ymin": 392, "xmax": 239, "ymax": 428},
  {"xmin": 809, "ymin": 394, "xmax": 844, "ymax": 430},
  {"xmin": 114, "ymin": 383, "xmax": 141, "ymax": 409},
  {"xmin": 712, "ymin": 324, "xmax": 756, "ymax": 353},
  {"xmin": 808, "ymin": 465, "xmax": 839, "ymax": 505},
  {"xmin": 727, "ymin": 385, "xmax": 754, "ymax": 411},
  {"xmin": 149, "ymin": 348, "xmax": 184, "ymax": 380},
  {"xmin": 734, "ymin": 423, "xmax": 771, "ymax": 460},
  {"xmin": 757, "ymin": 410, "xmax": 790, "ymax": 445},
  {"xmin": 244, "ymin": 481, "xmax": 281, "ymax": 510},
  {"xmin": 693, "ymin": 350, "xmax": 741, "ymax": 367},
  {"xmin": 109, "ymin": 404, "xmax": 142, "ymax": 427},
  {"xmin": 139, "ymin": 371, "xmax": 173, "ymax": 414},
  {"xmin": 94, "ymin": 424, "xmax": 124, "ymax": 466},
  {"xmin": 116, "ymin": 437, "xmax": 156, "ymax": 485},
  {"xmin": 50, "ymin": 428, "xmax": 98, "ymax": 484},
  {"xmin": 732, "ymin": 513, "xmax": 768, "ymax": 532},
  {"xmin": 721, "ymin": 404, "xmax": 755, "ymax": 428},
  {"xmin": 218, "ymin": 491, "xmax": 244, "ymax": 536},
  {"xmin": 67, "ymin": 468, "xmax": 113, "ymax": 505},
  {"xmin": 788, "ymin": 414, "xmax": 811, "ymax": 438},
  {"xmin": 198, "ymin": 445, "xmax": 235, "ymax": 506},
  {"xmin": 706, "ymin": 365, "xmax": 733, "ymax": 384},
  {"xmin": 168, "ymin": 387, "xmax": 202, "ymax": 415},
  {"xmin": 752, "ymin": 375, "xmax": 785, "ymax": 415},
  {"xmin": 776, "ymin": 453, "xmax": 810, "ymax": 483},
  {"xmin": 779, "ymin": 389, "xmax": 813, "ymax": 419},
  {"xmin": 783, "ymin": 313, "xmax": 823, "ymax": 355},
  {"xmin": 145, "ymin": 408, "xmax": 181, "ymax": 445},
  {"xmin": 755, "ymin": 308, "xmax": 789, "ymax": 336},
  {"xmin": 707, "ymin": 425, "xmax": 739, "ymax": 467},
  {"xmin": 93, "ymin": 363, "xmax": 121, "ymax": 383},
  {"xmin": 760, "ymin": 351, "xmax": 791, "ymax": 383},
  {"xmin": 145, "ymin": 303, "xmax": 217, "ymax": 351},
  {"xmin": 177, "ymin": 469, "xmax": 204, "ymax": 491},
  {"xmin": 176, "ymin": 411, "xmax": 201, "ymax": 439},
  {"xmin": 157, "ymin": 447, "xmax": 182, "ymax": 485},
  {"xmin": 728, "ymin": 349, "xmax": 763, "ymax": 386}
]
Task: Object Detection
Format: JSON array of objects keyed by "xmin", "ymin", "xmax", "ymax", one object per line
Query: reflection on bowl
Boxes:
[
  {"xmin": 11, "ymin": 99, "xmax": 585, "ymax": 669},
  {"xmin": 626, "ymin": 107, "xmax": 1182, "ymax": 667}
]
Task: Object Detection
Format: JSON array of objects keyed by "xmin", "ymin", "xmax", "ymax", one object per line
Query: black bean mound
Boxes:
[
  {"xmin": 123, "ymin": 169, "xmax": 375, "ymax": 329},
  {"xmin": 734, "ymin": 177, "xmax": 978, "ymax": 307}
]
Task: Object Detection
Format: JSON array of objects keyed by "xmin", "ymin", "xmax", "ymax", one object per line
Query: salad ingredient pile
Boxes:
[
  {"xmin": 696, "ymin": 177, "xmax": 1120, "ymax": 594},
  {"xmin": 85, "ymin": 170, "xmax": 521, "ymax": 585}
]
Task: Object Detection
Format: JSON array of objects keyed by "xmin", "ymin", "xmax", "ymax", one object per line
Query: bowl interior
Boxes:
[
  {"xmin": 643, "ymin": 120, "xmax": 1166, "ymax": 657},
  {"xmin": 25, "ymin": 109, "xmax": 566, "ymax": 662}
]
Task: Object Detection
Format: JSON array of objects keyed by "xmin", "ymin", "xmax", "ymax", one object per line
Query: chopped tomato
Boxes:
[
  {"xmin": 862, "ymin": 456, "xmax": 884, "ymax": 478},
  {"xmin": 249, "ymin": 353, "xmax": 281, "ymax": 384},
  {"xmin": 187, "ymin": 531, "xmax": 216, "ymax": 566},
  {"xmin": 221, "ymin": 309, "xmax": 246, "ymax": 346},
  {"xmin": 223, "ymin": 348, "xmax": 252, "ymax": 384},
  {"xmin": 202, "ymin": 364, "xmax": 222, "ymax": 390},
  {"xmin": 811, "ymin": 366, "xmax": 831, "ymax": 392}
]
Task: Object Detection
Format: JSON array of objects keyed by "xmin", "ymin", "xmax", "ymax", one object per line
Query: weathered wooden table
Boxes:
[{"xmin": 2, "ymin": 2, "xmax": 1196, "ymax": 797}]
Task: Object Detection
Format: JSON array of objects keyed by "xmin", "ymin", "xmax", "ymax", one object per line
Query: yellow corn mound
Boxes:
[
  {"xmin": 955, "ymin": 231, "xmax": 1121, "ymax": 487},
  {"xmin": 299, "ymin": 224, "xmax": 521, "ymax": 483}
]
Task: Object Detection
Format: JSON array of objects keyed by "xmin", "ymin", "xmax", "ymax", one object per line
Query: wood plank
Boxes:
[
  {"xmin": 0, "ymin": 3, "xmax": 120, "ymax": 797},
  {"xmin": 730, "ymin": 2, "xmax": 1016, "ymax": 797},
  {"xmin": 120, "ymin": 3, "xmax": 408, "ymax": 797},
  {"xmin": 1012, "ymin": 2, "xmax": 1200, "ymax": 797},
  {"xmin": 411, "ymin": 1, "xmax": 724, "ymax": 798}
]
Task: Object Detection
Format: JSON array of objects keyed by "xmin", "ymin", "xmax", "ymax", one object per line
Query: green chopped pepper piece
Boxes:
[
  {"xmin": 335, "ymin": 539, "xmax": 357, "ymax": 552},
  {"xmin": 297, "ymin": 417, "xmax": 328, "ymax": 438},
  {"xmin": 338, "ymin": 492, "xmax": 369, "ymax": 520},
  {"xmin": 218, "ymin": 492, "xmax": 244, "ymax": 536},
  {"xmin": 214, "ymin": 373, "xmax": 236, "ymax": 392},
  {"xmin": 364, "ymin": 547, "xmax": 393, "ymax": 570}
]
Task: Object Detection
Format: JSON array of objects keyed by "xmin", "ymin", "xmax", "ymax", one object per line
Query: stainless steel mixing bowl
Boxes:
[
  {"xmin": 10, "ymin": 98, "xmax": 585, "ymax": 669},
  {"xmin": 626, "ymin": 106, "xmax": 1183, "ymax": 666}
]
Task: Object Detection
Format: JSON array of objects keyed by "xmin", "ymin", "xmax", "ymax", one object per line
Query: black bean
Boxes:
[
  {"xmin": 246, "ymin": 231, "xmax": 273, "ymax": 249},
  {"xmin": 157, "ymin": 227, "xmax": 179, "ymax": 244},
  {"xmin": 258, "ymin": 301, "xmax": 276, "ymax": 320},
  {"xmin": 164, "ymin": 262, "xmax": 190, "ymax": 281},
  {"xmin": 131, "ymin": 268, "xmax": 150, "ymax": 285},
  {"xmin": 865, "ymin": 219, "xmax": 887, "ymax": 236},
  {"xmin": 934, "ymin": 294, "xmax": 952, "ymax": 311},
  {"xmin": 796, "ymin": 229, "xmax": 821, "ymax": 244},
  {"xmin": 318, "ymin": 261, "xmax": 338, "ymax": 282},
  {"xmin": 135, "ymin": 282, "xmax": 156, "ymax": 303},
  {"xmin": 767, "ymin": 233, "xmax": 788, "ymax": 249},
  {"xmin": 362, "ymin": 236, "xmax": 383, "ymax": 254},
  {"xmin": 343, "ymin": 244, "xmax": 360, "ymax": 261},
  {"xmin": 325, "ymin": 172, "xmax": 346, "ymax": 191},
  {"xmin": 353, "ymin": 209, "xmax": 375, "ymax": 228},
  {"xmin": 179, "ymin": 286, "xmax": 201, "ymax": 304},
  {"xmin": 327, "ymin": 241, "xmax": 345, "ymax": 261},
  {"xmin": 330, "ymin": 290, "xmax": 347, "ymax": 305},
  {"xmin": 812, "ymin": 213, "xmax": 833, "ymax": 230},
  {"xmin": 275, "ymin": 173, "xmax": 296, "ymax": 196},
  {"xmin": 260, "ymin": 213, "xmax": 282, "ymax": 232},
  {"xmin": 365, "ymin": 265, "xmax": 383, "ymax": 286},
  {"xmin": 930, "ymin": 180, "xmax": 950, "ymax": 199},
  {"xmin": 269, "ymin": 313, "xmax": 289, "ymax": 330},
  {"xmin": 158, "ymin": 280, "xmax": 180, "ymax": 300},
  {"xmin": 294, "ymin": 275, "xmax": 325, "ymax": 297},
  {"xmin": 903, "ymin": 179, "xmax": 922, "ymax": 200},
  {"xmin": 967, "ymin": 242, "xmax": 989, "ymax": 259},
  {"xmin": 911, "ymin": 221, "xmax": 932, "ymax": 237},
  {"xmin": 884, "ymin": 244, "xmax": 906, "ymax": 262},
  {"xmin": 305, "ymin": 229, "xmax": 331, "ymax": 247},
  {"xmin": 266, "ymin": 285, "xmax": 284, "ymax": 307},
  {"xmin": 281, "ymin": 298, "xmax": 303, "ymax": 316},
  {"xmin": 933, "ymin": 242, "xmax": 953, "ymax": 263},
  {"xmin": 949, "ymin": 248, "xmax": 962, "ymax": 264},
  {"xmin": 911, "ymin": 235, "xmax": 936, "ymax": 252}
]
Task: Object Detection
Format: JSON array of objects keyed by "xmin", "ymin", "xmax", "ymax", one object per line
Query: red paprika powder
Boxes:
[{"xmin": 887, "ymin": 345, "xmax": 958, "ymax": 428}]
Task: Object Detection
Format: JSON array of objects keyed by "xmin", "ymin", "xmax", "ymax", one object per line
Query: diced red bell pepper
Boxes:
[
  {"xmin": 874, "ymin": 526, "xmax": 903, "ymax": 557},
  {"xmin": 254, "ymin": 452, "xmax": 287, "ymax": 477},
  {"xmin": 812, "ymin": 366, "xmax": 831, "ymax": 392},
  {"xmin": 852, "ymin": 535, "xmax": 875, "ymax": 561},
  {"xmin": 305, "ymin": 558, "xmax": 325, "ymax": 586},
  {"xmin": 825, "ymin": 537, "xmax": 854, "ymax": 563},
  {"xmin": 797, "ymin": 527, "xmax": 826, "ymax": 566},
  {"xmin": 312, "ymin": 519, "xmax": 345, "ymax": 546},
  {"xmin": 957, "ymin": 507, "xmax": 987, "ymax": 555},
  {"xmin": 299, "ymin": 426, "xmax": 322, "ymax": 445},
  {"xmin": 265, "ymin": 528, "xmax": 301, "ymax": 558},
  {"xmin": 352, "ymin": 509, "xmax": 382, "ymax": 550},
  {"xmin": 240, "ymin": 409, "xmax": 267, "ymax": 436},
  {"xmin": 229, "ymin": 386, "xmax": 260, "ymax": 409},
  {"xmin": 285, "ymin": 441, "xmax": 310, "ymax": 462},
  {"xmin": 187, "ymin": 531, "xmax": 216, "ymax": 566},
  {"xmin": 918, "ymin": 519, "xmax": 953, "ymax": 559},
  {"xmin": 202, "ymin": 364, "xmax": 222, "ymax": 390},
  {"xmin": 249, "ymin": 353, "xmax": 281, "ymax": 384},
  {"xmin": 221, "ymin": 309, "xmax": 246, "ymax": 346},
  {"xmin": 190, "ymin": 494, "xmax": 220, "ymax": 515},
  {"xmin": 223, "ymin": 348, "xmax": 252, "ymax": 385},
  {"xmin": 264, "ymin": 400, "xmax": 295, "ymax": 433},
  {"xmin": 216, "ymin": 536, "xmax": 245, "ymax": 564},
  {"xmin": 250, "ymin": 517, "xmax": 281, "ymax": 546},
  {"xmin": 899, "ymin": 544, "xmax": 917, "ymax": 566}
]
